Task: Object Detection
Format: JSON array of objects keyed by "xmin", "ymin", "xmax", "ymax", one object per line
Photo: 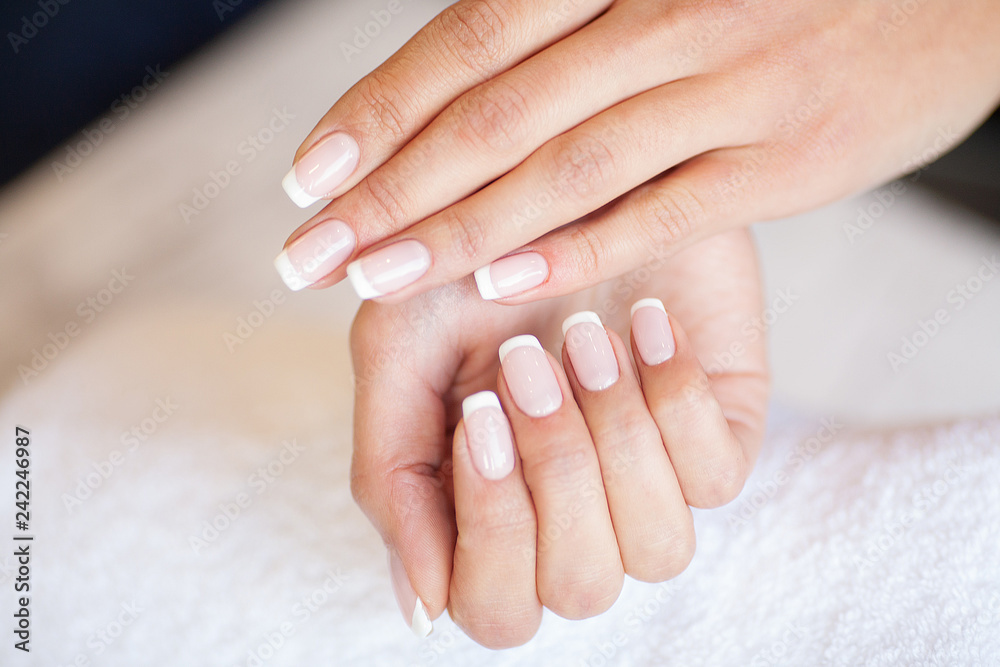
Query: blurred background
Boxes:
[{"xmin": 0, "ymin": 1, "xmax": 999, "ymax": 665}]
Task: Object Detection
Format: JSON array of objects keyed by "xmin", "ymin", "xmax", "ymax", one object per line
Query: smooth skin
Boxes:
[
  {"xmin": 281, "ymin": 0, "xmax": 1000, "ymax": 301},
  {"xmin": 350, "ymin": 230, "xmax": 768, "ymax": 647}
]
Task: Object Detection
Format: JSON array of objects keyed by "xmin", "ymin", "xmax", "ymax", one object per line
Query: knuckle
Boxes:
[
  {"xmin": 439, "ymin": 208, "xmax": 489, "ymax": 266},
  {"xmin": 593, "ymin": 411, "xmax": 656, "ymax": 480},
  {"xmin": 541, "ymin": 566, "xmax": 623, "ymax": 620},
  {"xmin": 565, "ymin": 224, "xmax": 610, "ymax": 278},
  {"xmin": 521, "ymin": 438, "xmax": 596, "ymax": 491},
  {"xmin": 436, "ymin": 0, "xmax": 512, "ymax": 77},
  {"xmin": 688, "ymin": 449, "xmax": 748, "ymax": 509},
  {"xmin": 358, "ymin": 173, "xmax": 410, "ymax": 233},
  {"xmin": 453, "ymin": 78, "xmax": 532, "ymax": 155},
  {"xmin": 450, "ymin": 600, "xmax": 541, "ymax": 649},
  {"xmin": 549, "ymin": 133, "xmax": 619, "ymax": 200},
  {"xmin": 354, "ymin": 71, "xmax": 414, "ymax": 143},
  {"xmin": 639, "ymin": 184, "xmax": 706, "ymax": 245},
  {"xmin": 624, "ymin": 516, "xmax": 696, "ymax": 583}
]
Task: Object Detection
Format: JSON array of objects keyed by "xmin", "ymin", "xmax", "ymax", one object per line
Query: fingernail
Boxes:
[
  {"xmin": 562, "ymin": 311, "xmax": 619, "ymax": 392},
  {"xmin": 274, "ymin": 219, "xmax": 356, "ymax": 291},
  {"xmin": 630, "ymin": 298, "xmax": 675, "ymax": 366},
  {"xmin": 282, "ymin": 132, "xmax": 361, "ymax": 208},
  {"xmin": 346, "ymin": 240, "xmax": 431, "ymax": 299},
  {"xmin": 474, "ymin": 252, "xmax": 548, "ymax": 300},
  {"xmin": 462, "ymin": 391, "xmax": 515, "ymax": 480},
  {"xmin": 388, "ymin": 548, "xmax": 433, "ymax": 638},
  {"xmin": 498, "ymin": 335, "xmax": 562, "ymax": 418}
]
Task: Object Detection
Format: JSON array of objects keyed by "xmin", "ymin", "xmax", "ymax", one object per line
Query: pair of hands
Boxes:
[{"xmin": 274, "ymin": 0, "xmax": 1000, "ymax": 647}]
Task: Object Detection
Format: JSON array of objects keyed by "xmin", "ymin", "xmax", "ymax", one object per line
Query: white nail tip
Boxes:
[
  {"xmin": 281, "ymin": 167, "xmax": 322, "ymax": 208},
  {"xmin": 273, "ymin": 250, "xmax": 310, "ymax": 291},
  {"xmin": 630, "ymin": 298, "xmax": 667, "ymax": 318},
  {"xmin": 411, "ymin": 598, "xmax": 433, "ymax": 638},
  {"xmin": 473, "ymin": 264, "xmax": 500, "ymax": 301},
  {"xmin": 346, "ymin": 261, "xmax": 381, "ymax": 300},
  {"xmin": 462, "ymin": 391, "xmax": 501, "ymax": 419},
  {"xmin": 498, "ymin": 335, "xmax": 543, "ymax": 363},
  {"xmin": 561, "ymin": 311, "xmax": 603, "ymax": 337}
]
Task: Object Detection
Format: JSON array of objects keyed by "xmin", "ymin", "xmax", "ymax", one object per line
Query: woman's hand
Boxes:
[
  {"xmin": 350, "ymin": 230, "xmax": 769, "ymax": 647},
  {"xmin": 276, "ymin": 0, "xmax": 1000, "ymax": 302}
]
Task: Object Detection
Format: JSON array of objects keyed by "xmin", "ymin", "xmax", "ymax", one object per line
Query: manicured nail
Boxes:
[
  {"xmin": 346, "ymin": 240, "xmax": 431, "ymax": 299},
  {"xmin": 562, "ymin": 311, "xmax": 619, "ymax": 392},
  {"xmin": 282, "ymin": 132, "xmax": 361, "ymax": 208},
  {"xmin": 630, "ymin": 298, "xmax": 675, "ymax": 366},
  {"xmin": 462, "ymin": 391, "xmax": 515, "ymax": 480},
  {"xmin": 474, "ymin": 252, "xmax": 548, "ymax": 301},
  {"xmin": 274, "ymin": 219, "xmax": 356, "ymax": 291},
  {"xmin": 388, "ymin": 548, "xmax": 432, "ymax": 638},
  {"xmin": 498, "ymin": 335, "xmax": 562, "ymax": 418}
]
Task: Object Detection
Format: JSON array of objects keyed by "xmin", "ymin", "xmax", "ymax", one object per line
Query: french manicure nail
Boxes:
[
  {"xmin": 282, "ymin": 132, "xmax": 361, "ymax": 208},
  {"xmin": 346, "ymin": 240, "xmax": 431, "ymax": 299},
  {"xmin": 388, "ymin": 548, "xmax": 432, "ymax": 638},
  {"xmin": 462, "ymin": 391, "xmax": 515, "ymax": 480},
  {"xmin": 631, "ymin": 298, "xmax": 676, "ymax": 366},
  {"xmin": 474, "ymin": 252, "xmax": 548, "ymax": 300},
  {"xmin": 498, "ymin": 335, "xmax": 562, "ymax": 418},
  {"xmin": 274, "ymin": 219, "xmax": 356, "ymax": 291},
  {"xmin": 562, "ymin": 311, "xmax": 620, "ymax": 392}
]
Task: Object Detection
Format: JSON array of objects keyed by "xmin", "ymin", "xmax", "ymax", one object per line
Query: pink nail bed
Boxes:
[
  {"xmin": 274, "ymin": 220, "xmax": 356, "ymax": 291},
  {"xmin": 346, "ymin": 240, "xmax": 431, "ymax": 299},
  {"xmin": 281, "ymin": 132, "xmax": 360, "ymax": 208},
  {"xmin": 498, "ymin": 335, "xmax": 562, "ymax": 418},
  {"xmin": 474, "ymin": 252, "xmax": 548, "ymax": 300},
  {"xmin": 462, "ymin": 391, "xmax": 515, "ymax": 480},
  {"xmin": 562, "ymin": 311, "xmax": 620, "ymax": 391},
  {"xmin": 631, "ymin": 298, "xmax": 676, "ymax": 366}
]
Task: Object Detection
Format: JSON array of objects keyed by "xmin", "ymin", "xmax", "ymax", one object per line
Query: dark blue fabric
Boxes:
[{"xmin": 0, "ymin": 0, "xmax": 274, "ymax": 186}]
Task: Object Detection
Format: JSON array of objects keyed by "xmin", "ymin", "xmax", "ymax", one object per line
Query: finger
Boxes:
[
  {"xmin": 484, "ymin": 147, "xmax": 778, "ymax": 303},
  {"xmin": 341, "ymin": 75, "xmax": 755, "ymax": 301},
  {"xmin": 496, "ymin": 335, "xmax": 623, "ymax": 620},
  {"xmin": 560, "ymin": 311, "xmax": 695, "ymax": 582},
  {"xmin": 449, "ymin": 391, "xmax": 541, "ymax": 648},
  {"xmin": 281, "ymin": 0, "xmax": 613, "ymax": 208},
  {"xmin": 350, "ymin": 301, "xmax": 459, "ymax": 636},
  {"xmin": 629, "ymin": 298, "xmax": 753, "ymax": 509}
]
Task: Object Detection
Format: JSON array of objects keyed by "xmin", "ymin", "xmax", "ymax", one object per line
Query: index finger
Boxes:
[{"xmin": 281, "ymin": 0, "xmax": 612, "ymax": 207}]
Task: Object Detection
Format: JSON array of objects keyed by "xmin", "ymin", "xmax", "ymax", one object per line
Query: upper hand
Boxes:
[{"xmin": 276, "ymin": 0, "xmax": 1000, "ymax": 302}]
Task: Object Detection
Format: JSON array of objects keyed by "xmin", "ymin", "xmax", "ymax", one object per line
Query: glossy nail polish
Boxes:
[
  {"xmin": 562, "ymin": 311, "xmax": 619, "ymax": 391},
  {"xmin": 274, "ymin": 219, "xmax": 356, "ymax": 291},
  {"xmin": 462, "ymin": 391, "xmax": 515, "ymax": 480},
  {"xmin": 388, "ymin": 548, "xmax": 432, "ymax": 638},
  {"xmin": 282, "ymin": 132, "xmax": 361, "ymax": 208},
  {"xmin": 474, "ymin": 252, "xmax": 548, "ymax": 300},
  {"xmin": 498, "ymin": 335, "xmax": 562, "ymax": 418},
  {"xmin": 631, "ymin": 298, "xmax": 676, "ymax": 366},
  {"xmin": 346, "ymin": 240, "xmax": 431, "ymax": 299}
]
